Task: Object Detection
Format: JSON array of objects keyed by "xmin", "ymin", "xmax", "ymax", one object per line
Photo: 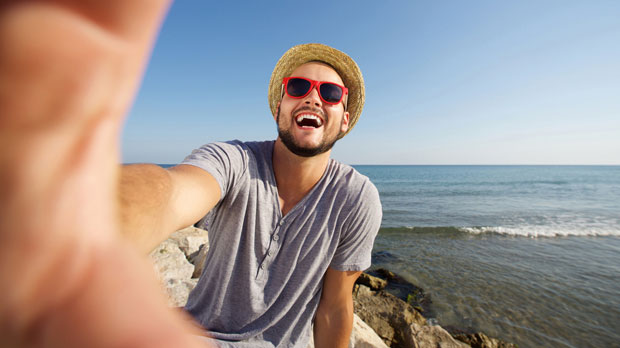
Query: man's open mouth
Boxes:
[{"xmin": 295, "ymin": 113, "xmax": 324, "ymax": 128}]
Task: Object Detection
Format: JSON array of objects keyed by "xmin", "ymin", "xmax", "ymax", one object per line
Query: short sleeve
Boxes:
[
  {"xmin": 329, "ymin": 180, "xmax": 382, "ymax": 271},
  {"xmin": 181, "ymin": 140, "xmax": 248, "ymax": 202}
]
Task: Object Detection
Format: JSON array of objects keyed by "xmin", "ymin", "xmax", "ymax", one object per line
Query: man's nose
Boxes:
[{"xmin": 303, "ymin": 86, "xmax": 322, "ymax": 107}]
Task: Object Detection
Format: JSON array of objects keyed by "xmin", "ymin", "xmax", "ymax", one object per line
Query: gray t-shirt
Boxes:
[{"xmin": 182, "ymin": 140, "xmax": 382, "ymax": 348}]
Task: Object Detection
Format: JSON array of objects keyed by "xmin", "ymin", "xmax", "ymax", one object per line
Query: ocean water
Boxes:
[{"xmin": 353, "ymin": 165, "xmax": 620, "ymax": 348}]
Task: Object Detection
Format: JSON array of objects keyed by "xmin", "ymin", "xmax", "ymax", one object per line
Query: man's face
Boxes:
[{"xmin": 276, "ymin": 62, "xmax": 349, "ymax": 157}]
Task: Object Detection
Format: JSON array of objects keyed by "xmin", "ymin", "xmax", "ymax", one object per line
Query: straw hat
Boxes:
[{"xmin": 268, "ymin": 43, "xmax": 365, "ymax": 138}]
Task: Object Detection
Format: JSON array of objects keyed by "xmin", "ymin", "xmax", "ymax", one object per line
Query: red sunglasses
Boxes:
[{"xmin": 282, "ymin": 77, "xmax": 348, "ymax": 106}]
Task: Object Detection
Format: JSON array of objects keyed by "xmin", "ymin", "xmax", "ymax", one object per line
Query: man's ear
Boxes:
[
  {"xmin": 274, "ymin": 102, "xmax": 280, "ymax": 122},
  {"xmin": 340, "ymin": 111, "xmax": 350, "ymax": 133}
]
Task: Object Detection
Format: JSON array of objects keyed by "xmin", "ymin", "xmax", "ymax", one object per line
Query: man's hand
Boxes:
[{"xmin": 0, "ymin": 1, "xmax": 209, "ymax": 347}]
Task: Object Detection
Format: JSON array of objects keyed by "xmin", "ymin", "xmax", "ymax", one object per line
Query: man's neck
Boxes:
[{"xmin": 272, "ymin": 138, "xmax": 331, "ymax": 216}]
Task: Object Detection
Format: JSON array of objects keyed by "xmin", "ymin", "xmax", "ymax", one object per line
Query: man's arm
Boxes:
[
  {"xmin": 313, "ymin": 267, "xmax": 362, "ymax": 348},
  {"xmin": 119, "ymin": 163, "xmax": 221, "ymax": 254}
]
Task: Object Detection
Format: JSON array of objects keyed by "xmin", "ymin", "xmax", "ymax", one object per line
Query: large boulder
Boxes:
[
  {"xmin": 168, "ymin": 226, "xmax": 209, "ymax": 259},
  {"xmin": 353, "ymin": 284, "xmax": 427, "ymax": 348},
  {"xmin": 150, "ymin": 226, "xmax": 209, "ymax": 306},
  {"xmin": 357, "ymin": 272, "xmax": 388, "ymax": 291},
  {"xmin": 149, "ymin": 238, "xmax": 196, "ymax": 306}
]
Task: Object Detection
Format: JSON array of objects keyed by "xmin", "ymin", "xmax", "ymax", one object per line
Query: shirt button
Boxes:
[
  {"xmin": 260, "ymin": 264, "xmax": 265, "ymax": 270},
  {"xmin": 273, "ymin": 234, "xmax": 279, "ymax": 241},
  {"xmin": 279, "ymin": 220, "xmax": 284, "ymax": 226},
  {"xmin": 267, "ymin": 250, "xmax": 273, "ymax": 256}
]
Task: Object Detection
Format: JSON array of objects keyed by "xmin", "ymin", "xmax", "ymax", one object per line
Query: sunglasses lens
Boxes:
[
  {"xmin": 286, "ymin": 78, "xmax": 311, "ymax": 97},
  {"xmin": 319, "ymin": 83, "xmax": 343, "ymax": 104}
]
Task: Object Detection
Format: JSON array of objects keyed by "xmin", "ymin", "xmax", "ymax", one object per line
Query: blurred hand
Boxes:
[{"xmin": 0, "ymin": 1, "xmax": 209, "ymax": 347}]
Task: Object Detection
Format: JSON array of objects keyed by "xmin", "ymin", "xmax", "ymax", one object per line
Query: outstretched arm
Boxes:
[
  {"xmin": 119, "ymin": 163, "xmax": 221, "ymax": 254},
  {"xmin": 0, "ymin": 1, "xmax": 212, "ymax": 347},
  {"xmin": 313, "ymin": 267, "xmax": 361, "ymax": 348}
]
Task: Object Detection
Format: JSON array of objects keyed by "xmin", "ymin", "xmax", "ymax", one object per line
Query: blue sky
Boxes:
[{"xmin": 122, "ymin": 1, "xmax": 620, "ymax": 165}]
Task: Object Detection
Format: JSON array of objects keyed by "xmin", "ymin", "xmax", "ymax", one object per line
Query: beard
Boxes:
[{"xmin": 277, "ymin": 106, "xmax": 343, "ymax": 158}]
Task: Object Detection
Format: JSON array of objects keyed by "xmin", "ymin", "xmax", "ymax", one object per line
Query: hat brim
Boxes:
[{"xmin": 268, "ymin": 43, "xmax": 364, "ymax": 139}]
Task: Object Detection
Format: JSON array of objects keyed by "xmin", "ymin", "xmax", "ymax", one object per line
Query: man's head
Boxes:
[
  {"xmin": 268, "ymin": 44, "xmax": 365, "ymax": 157},
  {"xmin": 276, "ymin": 61, "xmax": 349, "ymax": 157}
]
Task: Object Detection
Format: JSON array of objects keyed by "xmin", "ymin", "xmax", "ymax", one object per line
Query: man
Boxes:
[
  {"xmin": 122, "ymin": 43, "xmax": 381, "ymax": 347},
  {"xmin": 0, "ymin": 2, "xmax": 380, "ymax": 348}
]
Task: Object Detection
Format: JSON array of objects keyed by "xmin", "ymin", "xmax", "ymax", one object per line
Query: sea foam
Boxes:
[{"xmin": 460, "ymin": 225, "xmax": 620, "ymax": 237}]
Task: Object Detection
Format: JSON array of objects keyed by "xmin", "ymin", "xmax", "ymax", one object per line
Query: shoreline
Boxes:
[{"xmin": 354, "ymin": 268, "xmax": 516, "ymax": 348}]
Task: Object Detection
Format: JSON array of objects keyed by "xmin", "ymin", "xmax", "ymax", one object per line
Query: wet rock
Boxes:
[
  {"xmin": 368, "ymin": 268, "xmax": 432, "ymax": 317},
  {"xmin": 452, "ymin": 332, "xmax": 517, "ymax": 348},
  {"xmin": 374, "ymin": 268, "xmax": 397, "ymax": 281},
  {"xmin": 356, "ymin": 272, "xmax": 388, "ymax": 291}
]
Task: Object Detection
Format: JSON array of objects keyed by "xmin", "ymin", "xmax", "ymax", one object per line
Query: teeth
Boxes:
[{"xmin": 295, "ymin": 114, "xmax": 323, "ymax": 127}]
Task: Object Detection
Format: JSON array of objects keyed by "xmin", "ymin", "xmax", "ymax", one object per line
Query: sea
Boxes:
[
  {"xmin": 160, "ymin": 163, "xmax": 619, "ymax": 347},
  {"xmin": 352, "ymin": 165, "xmax": 620, "ymax": 348}
]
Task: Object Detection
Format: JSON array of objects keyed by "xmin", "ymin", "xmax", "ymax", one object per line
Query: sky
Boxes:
[{"xmin": 122, "ymin": 1, "xmax": 620, "ymax": 165}]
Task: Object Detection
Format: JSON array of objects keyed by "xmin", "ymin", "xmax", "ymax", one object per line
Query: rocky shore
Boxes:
[{"xmin": 151, "ymin": 227, "xmax": 517, "ymax": 348}]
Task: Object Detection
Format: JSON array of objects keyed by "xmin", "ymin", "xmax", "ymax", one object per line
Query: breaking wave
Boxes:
[{"xmin": 379, "ymin": 225, "xmax": 620, "ymax": 238}]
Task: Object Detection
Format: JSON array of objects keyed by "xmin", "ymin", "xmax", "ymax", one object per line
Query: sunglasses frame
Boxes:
[{"xmin": 282, "ymin": 77, "xmax": 348, "ymax": 106}]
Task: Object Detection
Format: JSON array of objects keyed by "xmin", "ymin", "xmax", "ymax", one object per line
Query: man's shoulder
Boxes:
[
  {"xmin": 327, "ymin": 160, "xmax": 380, "ymax": 203},
  {"xmin": 328, "ymin": 160, "xmax": 371, "ymax": 184},
  {"xmin": 189, "ymin": 140, "xmax": 273, "ymax": 162},
  {"xmin": 240, "ymin": 140, "xmax": 274, "ymax": 155}
]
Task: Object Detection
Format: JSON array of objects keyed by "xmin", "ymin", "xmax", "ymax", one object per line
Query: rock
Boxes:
[
  {"xmin": 353, "ymin": 284, "xmax": 426, "ymax": 348},
  {"xmin": 168, "ymin": 226, "xmax": 209, "ymax": 258},
  {"xmin": 190, "ymin": 242, "xmax": 210, "ymax": 278},
  {"xmin": 150, "ymin": 239, "xmax": 195, "ymax": 280},
  {"xmin": 407, "ymin": 322, "xmax": 470, "ymax": 348},
  {"xmin": 374, "ymin": 268, "xmax": 397, "ymax": 282},
  {"xmin": 150, "ymin": 239, "xmax": 196, "ymax": 306},
  {"xmin": 357, "ymin": 272, "xmax": 388, "ymax": 291},
  {"xmin": 306, "ymin": 314, "xmax": 389, "ymax": 348},
  {"xmin": 164, "ymin": 278, "xmax": 199, "ymax": 307},
  {"xmin": 350, "ymin": 314, "xmax": 390, "ymax": 348},
  {"xmin": 368, "ymin": 268, "xmax": 432, "ymax": 317},
  {"xmin": 452, "ymin": 332, "xmax": 517, "ymax": 348}
]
